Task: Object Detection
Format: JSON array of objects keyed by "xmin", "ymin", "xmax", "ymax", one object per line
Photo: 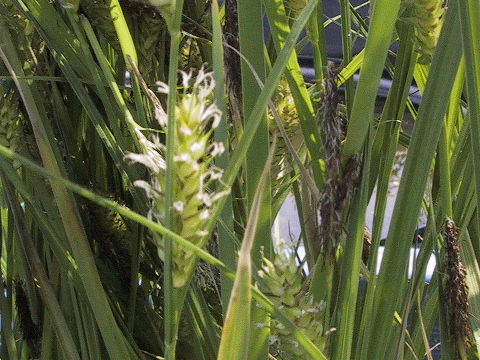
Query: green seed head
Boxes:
[
  {"xmin": 258, "ymin": 240, "xmax": 328, "ymax": 358},
  {"xmin": 404, "ymin": 0, "xmax": 445, "ymax": 63},
  {"xmin": 126, "ymin": 68, "xmax": 227, "ymax": 288}
]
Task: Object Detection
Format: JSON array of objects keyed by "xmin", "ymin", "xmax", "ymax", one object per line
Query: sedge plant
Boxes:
[{"xmin": 0, "ymin": 0, "xmax": 479, "ymax": 359}]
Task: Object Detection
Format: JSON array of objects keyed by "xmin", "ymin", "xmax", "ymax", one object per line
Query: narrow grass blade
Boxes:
[
  {"xmin": 10, "ymin": 0, "xmax": 90, "ymax": 78},
  {"xmin": 458, "ymin": 0, "xmax": 480, "ymax": 259},
  {"xmin": 365, "ymin": 4, "xmax": 462, "ymax": 358},
  {"xmin": 217, "ymin": 137, "xmax": 276, "ymax": 360},
  {"xmin": 105, "ymin": 0, "xmax": 137, "ymax": 64},
  {"xmin": 1, "ymin": 175, "xmax": 80, "ymax": 360},
  {"xmin": 264, "ymin": 0, "xmax": 325, "ymax": 186},
  {"xmin": 238, "ymin": 1, "xmax": 271, "ymax": 357},
  {"xmin": 211, "ymin": 0, "xmax": 235, "ymax": 313},
  {"xmin": 333, "ymin": 133, "xmax": 371, "ymax": 360},
  {"xmin": 342, "ymin": 0, "xmax": 402, "ymax": 160},
  {"xmin": 0, "ymin": 23, "xmax": 134, "ymax": 360},
  {"xmin": 207, "ymin": 0, "xmax": 319, "ymax": 239}
]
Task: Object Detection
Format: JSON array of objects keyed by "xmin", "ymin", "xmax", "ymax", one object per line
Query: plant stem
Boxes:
[{"xmin": 162, "ymin": 1, "xmax": 185, "ymax": 358}]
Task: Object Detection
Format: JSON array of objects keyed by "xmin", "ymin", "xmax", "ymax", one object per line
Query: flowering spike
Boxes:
[
  {"xmin": 126, "ymin": 68, "xmax": 228, "ymax": 288},
  {"xmin": 403, "ymin": 0, "xmax": 445, "ymax": 63},
  {"xmin": 257, "ymin": 240, "xmax": 328, "ymax": 358}
]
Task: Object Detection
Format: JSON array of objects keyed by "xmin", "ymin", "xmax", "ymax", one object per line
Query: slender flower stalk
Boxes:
[{"xmin": 126, "ymin": 68, "xmax": 227, "ymax": 288}]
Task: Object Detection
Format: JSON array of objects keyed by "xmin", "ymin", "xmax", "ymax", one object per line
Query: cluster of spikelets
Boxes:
[
  {"xmin": 258, "ymin": 241, "xmax": 328, "ymax": 359},
  {"xmin": 126, "ymin": 68, "xmax": 227, "ymax": 288},
  {"xmin": 403, "ymin": 0, "xmax": 445, "ymax": 63}
]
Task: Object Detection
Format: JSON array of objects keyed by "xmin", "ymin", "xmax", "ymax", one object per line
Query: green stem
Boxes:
[
  {"xmin": 106, "ymin": 0, "xmax": 138, "ymax": 65},
  {"xmin": 161, "ymin": 2, "xmax": 185, "ymax": 358},
  {"xmin": 339, "ymin": 0, "xmax": 353, "ymax": 116},
  {"xmin": 342, "ymin": 0, "xmax": 402, "ymax": 161},
  {"xmin": 306, "ymin": 14, "xmax": 325, "ymax": 83},
  {"xmin": 438, "ymin": 119, "xmax": 453, "ymax": 217},
  {"xmin": 211, "ymin": 0, "xmax": 235, "ymax": 314}
]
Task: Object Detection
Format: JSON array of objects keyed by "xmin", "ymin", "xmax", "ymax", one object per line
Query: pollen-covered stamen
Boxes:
[
  {"xmin": 180, "ymin": 126, "xmax": 193, "ymax": 136},
  {"xmin": 173, "ymin": 201, "xmax": 185, "ymax": 213},
  {"xmin": 156, "ymin": 81, "xmax": 169, "ymax": 94},
  {"xmin": 209, "ymin": 142, "xmax": 225, "ymax": 157}
]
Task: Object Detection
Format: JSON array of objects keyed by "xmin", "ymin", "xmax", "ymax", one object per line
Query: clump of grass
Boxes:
[
  {"xmin": 2, "ymin": 1, "xmax": 480, "ymax": 359},
  {"xmin": 127, "ymin": 68, "xmax": 227, "ymax": 288}
]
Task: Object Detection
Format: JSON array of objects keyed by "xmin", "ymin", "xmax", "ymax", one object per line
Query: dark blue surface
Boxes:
[
  {"xmin": 263, "ymin": 1, "xmax": 422, "ymax": 102},
  {"xmin": 299, "ymin": 0, "xmax": 370, "ymax": 63}
]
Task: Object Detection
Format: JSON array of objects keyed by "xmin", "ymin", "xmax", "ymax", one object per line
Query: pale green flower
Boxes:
[
  {"xmin": 126, "ymin": 68, "xmax": 227, "ymax": 288},
  {"xmin": 258, "ymin": 240, "xmax": 328, "ymax": 359}
]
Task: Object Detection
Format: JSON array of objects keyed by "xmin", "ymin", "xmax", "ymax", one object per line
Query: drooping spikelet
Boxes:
[
  {"xmin": 318, "ymin": 63, "xmax": 361, "ymax": 263},
  {"xmin": 442, "ymin": 219, "xmax": 472, "ymax": 355},
  {"xmin": 404, "ymin": 0, "xmax": 445, "ymax": 63},
  {"xmin": 126, "ymin": 68, "xmax": 227, "ymax": 288},
  {"xmin": 258, "ymin": 241, "xmax": 328, "ymax": 359}
]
